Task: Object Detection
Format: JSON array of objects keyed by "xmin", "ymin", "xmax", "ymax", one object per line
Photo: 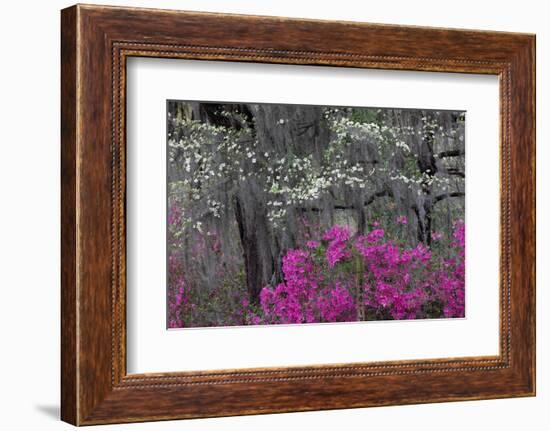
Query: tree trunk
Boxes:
[{"xmin": 233, "ymin": 196, "xmax": 265, "ymax": 303}]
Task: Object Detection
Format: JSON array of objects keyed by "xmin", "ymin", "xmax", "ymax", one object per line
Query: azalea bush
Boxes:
[
  {"xmin": 168, "ymin": 218, "xmax": 465, "ymax": 327},
  {"xmin": 167, "ymin": 200, "xmax": 251, "ymax": 328},
  {"xmin": 257, "ymin": 221, "xmax": 465, "ymax": 324}
]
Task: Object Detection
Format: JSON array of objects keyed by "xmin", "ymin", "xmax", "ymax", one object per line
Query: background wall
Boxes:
[{"xmin": 0, "ymin": 0, "xmax": 546, "ymax": 429}]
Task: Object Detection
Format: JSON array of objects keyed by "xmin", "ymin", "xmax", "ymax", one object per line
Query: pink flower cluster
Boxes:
[
  {"xmin": 167, "ymin": 254, "xmax": 188, "ymax": 328},
  {"xmin": 259, "ymin": 222, "xmax": 465, "ymax": 323},
  {"xmin": 259, "ymin": 247, "xmax": 356, "ymax": 324},
  {"xmin": 322, "ymin": 225, "xmax": 352, "ymax": 267}
]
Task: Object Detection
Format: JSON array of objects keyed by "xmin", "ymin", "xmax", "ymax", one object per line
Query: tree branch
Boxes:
[
  {"xmin": 446, "ymin": 168, "xmax": 465, "ymax": 178},
  {"xmin": 438, "ymin": 149, "xmax": 465, "ymax": 158},
  {"xmin": 297, "ymin": 189, "xmax": 392, "ymax": 212},
  {"xmin": 433, "ymin": 191, "xmax": 465, "ymax": 203}
]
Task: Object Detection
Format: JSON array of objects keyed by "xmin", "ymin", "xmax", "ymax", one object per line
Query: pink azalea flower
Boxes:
[
  {"xmin": 306, "ymin": 240, "xmax": 320, "ymax": 249},
  {"xmin": 396, "ymin": 215, "xmax": 408, "ymax": 225},
  {"xmin": 431, "ymin": 231, "xmax": 443, "ymax": 241}
]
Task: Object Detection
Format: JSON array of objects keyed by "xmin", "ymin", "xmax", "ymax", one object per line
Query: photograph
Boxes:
[{"xmin": 166, "ymin": 101, "xmax": 466, "ymax": 328}]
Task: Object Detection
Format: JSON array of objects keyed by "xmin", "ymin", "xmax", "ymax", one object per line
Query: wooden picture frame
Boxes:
[{"xmin": 61, "ymin": 4, "xmax": 535, "ymax": 425}]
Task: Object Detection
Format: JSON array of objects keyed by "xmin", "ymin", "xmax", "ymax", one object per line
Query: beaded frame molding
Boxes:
[{"xmin": 61, "ymin": 4, "xmax": 535, "ymax": 426}]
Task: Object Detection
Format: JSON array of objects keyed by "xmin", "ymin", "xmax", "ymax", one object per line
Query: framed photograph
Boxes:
[{"xmin": 61, "ymin": 4, "xmax": 536, "ymax": 425}]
